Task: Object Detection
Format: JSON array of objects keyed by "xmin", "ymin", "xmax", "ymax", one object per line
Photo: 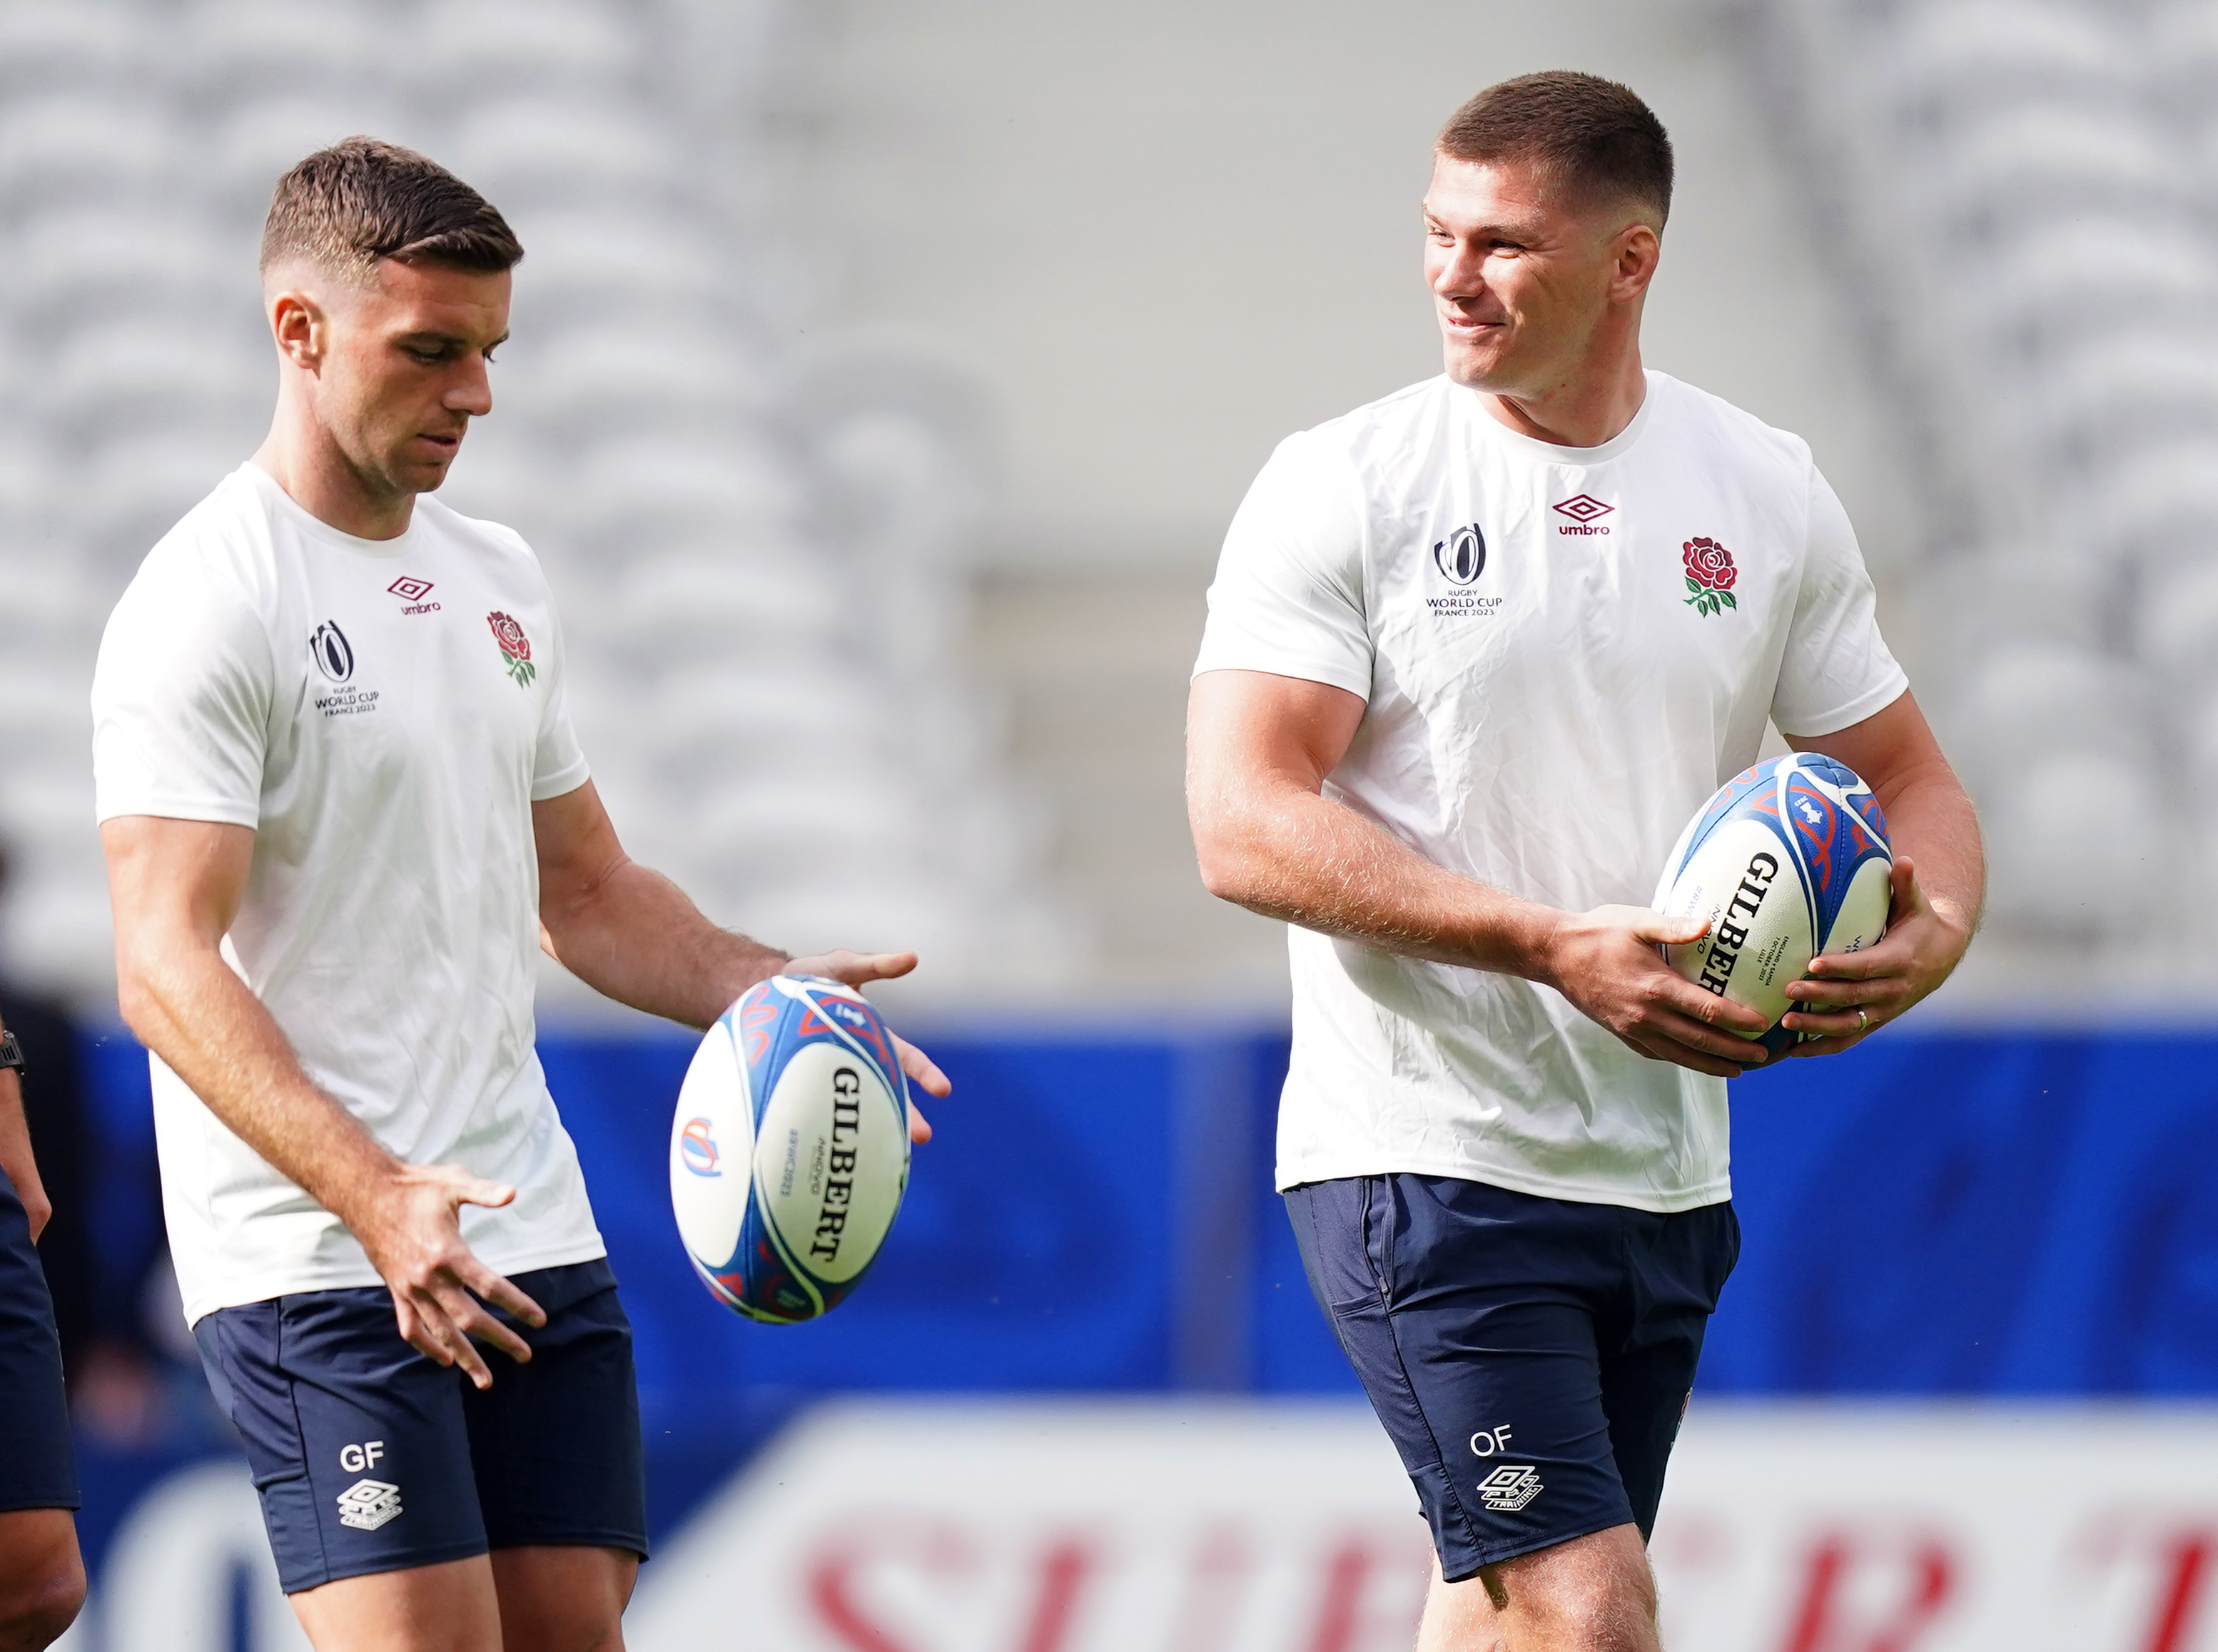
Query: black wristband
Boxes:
[{"xmin": 0, "ymin": 1030, "xmax": 22, "ymax": 1077}]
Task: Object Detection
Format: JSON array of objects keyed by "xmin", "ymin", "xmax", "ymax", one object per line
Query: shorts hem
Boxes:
[
  {"xmin": 1444, "ymin": 1514, "xmax": 1636, "ymax": 1582},
  {"xmin": 280, "ymin": 1538, "xmax": 491, "ymax": 1597},
  {"xmin": 0, "ymin": 1494, "xmax": 81, "ymax": 1515},
  {"xmin": 487, "ymin": 1529, "xmax": 649, "ymax": 1564}
]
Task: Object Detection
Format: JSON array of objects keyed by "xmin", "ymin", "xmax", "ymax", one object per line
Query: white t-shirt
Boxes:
[
  {"xmin": 93, "ymin": 463, "xmax": 605, "ymax": 1322},
  {"xmin": 1194, "ymin": 372, "xmax": 1907, "ymax": 1210}
]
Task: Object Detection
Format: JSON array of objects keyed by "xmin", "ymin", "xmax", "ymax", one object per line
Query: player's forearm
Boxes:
[
  {"xmin": 0, "ymin": 1068, "xmax": 45, "ymax": 1226},
  {"xmin": 1196, "ymin": 780, "xmax": 1563, "ymax": 978},
  {"xmin": 541, "ymin": 858, "xmax": 787, "ymax": 1028},
  {"xmin": 1876, "ymin": 756, "xmax": 1985, "ymax": 936},
  {"xmin": 115, "ymin": 939, "xmax": 399, "ymax": 1220}
]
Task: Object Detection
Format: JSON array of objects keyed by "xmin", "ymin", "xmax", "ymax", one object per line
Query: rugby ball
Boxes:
[
  {"xmin": 668, "ymin": 975, "xmax": 912, "ymax": 1323},
  {"xmin": 1651, "ymin": 754, "xmax": 1893, "ymax": 1058}
]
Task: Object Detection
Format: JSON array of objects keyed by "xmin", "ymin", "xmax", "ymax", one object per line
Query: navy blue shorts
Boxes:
[
  {"xmin": 194, "ymin": 1257, "xmax": 647, "ymax": 1594},
  {"xmin": 0, "ymin": 1165, "xmax": 77, "ymax": 1513},
  {"xmin": 1286, "ymin": 1175, "xmax": 1737, "ymax": 1580}
]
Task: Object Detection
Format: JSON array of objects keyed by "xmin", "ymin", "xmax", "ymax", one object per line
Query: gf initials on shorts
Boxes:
[
  {"xmin": 340, "ymin": 1440, "xmax": 386, "ymax": 1473},
  {"xmin": 334, "ymin": 1442, "xmax": 404, "ymax": 1535}
]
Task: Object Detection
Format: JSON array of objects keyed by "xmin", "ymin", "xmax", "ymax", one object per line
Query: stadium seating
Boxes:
[
  {"xmin": 1779, "ymin": 0, "xmax": 2218, "ymax": 953},
  {"xmin": 0, "ymin": 0, "xmax": 1073, "ymax": 1003}
]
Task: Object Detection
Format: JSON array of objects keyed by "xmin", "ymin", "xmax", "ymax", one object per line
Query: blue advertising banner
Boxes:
[
  {"xmin": 79, "ymin": 1021, "xmax": 2218, "ymax": 1410},
  {"xmin": 64, "ymin": 1017, "xmax": 2218, "ymax": 1593}
]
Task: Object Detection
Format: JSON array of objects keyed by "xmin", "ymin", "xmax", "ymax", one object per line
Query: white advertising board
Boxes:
[{"xmin": 624, "ymin": 1401, "xmax": 2218, "ymax": 1652}]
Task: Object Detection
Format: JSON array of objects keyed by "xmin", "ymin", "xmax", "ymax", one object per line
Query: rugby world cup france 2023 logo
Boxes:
[{"xmin": 1434, "ymin": 524, "xmax": 1487, "ymax": 585}]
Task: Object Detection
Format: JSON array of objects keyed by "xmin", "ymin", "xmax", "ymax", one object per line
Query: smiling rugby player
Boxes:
[{"xmin": 1187, "ymin": 74, "xmax": 1982, "ymax": 1651}]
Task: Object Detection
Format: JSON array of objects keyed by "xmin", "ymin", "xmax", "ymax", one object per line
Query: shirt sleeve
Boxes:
[
  {"xmin": 91, "ymin": 552, "xmax": 273, "ymax": 828},
  {"xmin": 1769, "ymin": 465, "xmax": 1910, "ymax": 738},
  {"xmin": 530, "ymin": 600, "xmax": 591, "ymax": 803},
  {"xmin": 1192, "ymin": 432, "xmax": 1373, "ymax": 699}
]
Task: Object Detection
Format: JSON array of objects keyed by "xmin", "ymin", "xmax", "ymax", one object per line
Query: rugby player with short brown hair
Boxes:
[
  {"xmin": 1188, "ymin": 73, "xmax": 1981, "ymax": 1650},
  {"xmin": 96, "ymin": 138, "xmax": 948, "ymax": 1652}
]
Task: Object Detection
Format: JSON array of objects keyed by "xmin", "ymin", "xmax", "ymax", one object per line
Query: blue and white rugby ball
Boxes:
[
  {"xmin": 669, "ymin": 975, "xmax": 911, "ymax": 1324},
  {"xmin": 1651, "ymin": 754, "xmax": 1893, "ymax": 1058}
]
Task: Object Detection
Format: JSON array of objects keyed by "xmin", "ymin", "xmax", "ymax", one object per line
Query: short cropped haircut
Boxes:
[
  {"xmin": 1437, "ymin": 72, "xmax": 1673, "ymax": 226},
  {"xmin": 260, "ymin": 137, "xmax": 522, "ymax": 281}
]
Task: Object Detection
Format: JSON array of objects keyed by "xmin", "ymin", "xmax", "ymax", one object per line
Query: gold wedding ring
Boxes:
[{"xmin": 1855, "ymin": 1007, "xmax": 1869, "ymax": 1033}]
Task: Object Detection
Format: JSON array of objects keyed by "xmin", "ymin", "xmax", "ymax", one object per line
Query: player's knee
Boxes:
[
  {"xmin": 0, "ymin": 1547, "xmax": 87, "ymax": 1652},
  {"xmin": 1503, "ymin": 1587, "xmax": 1652, "ymax": 1651},
  {"xmin": 1482, "ymin": 1540, "xmax": 1658, "ymax": 1651}
]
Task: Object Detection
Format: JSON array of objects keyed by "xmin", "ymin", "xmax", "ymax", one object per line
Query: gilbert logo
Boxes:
[
  {"xmin": 388, "ymin": 575, "xmax": 440, "ymax": 615},
  {"xmin": 1694, "ymin": 851, "xmax": 1778, "ymax": 994},
  {"xmin": 1554, "ymin": 495, "xmax": 1613, "ymax": 536},
  {"xmin": 807, "ymin": 1068, "xmax": 865, "ymax": 1265}
]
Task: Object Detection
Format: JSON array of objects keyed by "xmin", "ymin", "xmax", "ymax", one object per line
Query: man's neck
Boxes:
[
  {"xmin": 251, "ymin": 416, "xmax": 413, "ymax": 541},
  {"xmin": 1479, "ymin": 347, "xmax": 1649, "ymax": 450}
]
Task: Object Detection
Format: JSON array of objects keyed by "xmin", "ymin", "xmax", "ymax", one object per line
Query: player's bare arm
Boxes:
[
  {"xmin": 1188, "ymin": 667, "xmax": 1773, "ymax": 1080},
  {"xmin": 101, "ymin": 814, "xmax": 547, "ymax": 1388},
  {"xmin": 1779, "ymin": 690, "xmax": 1984, "ymax": 1053},
  {"xmin": 530, "ymin": 779, "xmax": 950, "ymax": 1140},
  {"xmin": 0, "ymin": 1026, "xmax": 46, "ymax": 1243}
]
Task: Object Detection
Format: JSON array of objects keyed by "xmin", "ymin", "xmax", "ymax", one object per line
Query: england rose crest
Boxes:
[
  {"xmin": 487, "ymin": 611, "xmax": 535, "ymax": 687},
  {"xmin": 1681, "ymin": 537, "xmax": 1738, "ymax": 617}
]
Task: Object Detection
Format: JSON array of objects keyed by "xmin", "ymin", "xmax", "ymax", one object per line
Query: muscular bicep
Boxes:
[
  {"xmin": 1189, "ymin": 669, "xmax": 1365, "ymax": 792},
  {"xmin": 100, "ymin": 816, "xmax": 255, "ymax": 961},
  {"xmin": 1187, "ymin": 669, "xmax": 1367, "ymax": 889}
]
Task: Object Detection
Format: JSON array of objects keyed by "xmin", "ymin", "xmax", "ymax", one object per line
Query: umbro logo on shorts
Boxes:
[
  {"xmin": 335, "ymin": 1478, "xmax": 404, "ymax": 1531},
  {"xmin": 1477, "ymin": 1464, "xmax": 1544, "ymax": 1513}
]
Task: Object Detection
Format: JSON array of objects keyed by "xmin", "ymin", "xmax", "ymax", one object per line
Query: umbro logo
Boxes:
[
  {"xmin": 1554, "ymin": 495, "xmax": 1614, "ymax": 537},
  {"xmin": 1477, "ymin": 1464, "xmax": 1544, "ymax": 1513},
  {"xmin": 335, "ymin": 1478, "xmax": 403, "ymax": 1532},
  {"xmin": 388, "ymin": 575, "xmax": 440, "ymax": 615}
]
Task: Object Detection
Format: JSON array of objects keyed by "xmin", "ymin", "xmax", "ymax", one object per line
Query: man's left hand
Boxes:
[
  {"xmin": 784, "ymin": 948, "xmax": 951, "ymax": 1142},
  {"xmin": 1779, "ymin": 856, "xmax": 1972, "ymax": 1056}
]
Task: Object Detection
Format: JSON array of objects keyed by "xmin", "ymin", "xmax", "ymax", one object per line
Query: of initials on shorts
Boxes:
[
  {"xmin": 336, "ymin": 1479, "xmax": 404, "ymax": 1532},
  {"xmin": 1477, "ymin": 1464, "xmax": 1545, "ymax": 1513}
]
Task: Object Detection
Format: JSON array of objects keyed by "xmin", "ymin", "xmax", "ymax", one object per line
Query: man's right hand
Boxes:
[
  {"xmin": 1543, "ymin": 906, "xmax": 1773, "ymax": 1079},
  {"xmin": 347, "ymin": 1163, "xmax": 547, "ymax": 1390}
]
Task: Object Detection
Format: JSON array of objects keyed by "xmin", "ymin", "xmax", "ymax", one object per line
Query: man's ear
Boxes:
[
  {"xmin": 269, "ymin": 288, "xmax": 326, "ymax": 370},
  {"xmin": 1610, "ymin": 221, "xmax": 1661, "ymax": 303}
]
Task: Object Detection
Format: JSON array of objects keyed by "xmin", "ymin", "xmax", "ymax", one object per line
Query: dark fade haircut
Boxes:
[
  {"xmin": 259, "ymin": 136, "xmax": 522, "ymax": 282},
  {"xmin": 1437, "ymin": 71, "xmax": 1673, "ymax": 227}
]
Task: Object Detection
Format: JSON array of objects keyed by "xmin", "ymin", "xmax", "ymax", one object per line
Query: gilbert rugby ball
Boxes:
[
  {"xmin": 1651, "ymin": 754, "xmax": 1893, "ymax": 1058},
  {"xmin": 669, "ymin": 974, "xmax": 911, "ymax": 1323}
]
